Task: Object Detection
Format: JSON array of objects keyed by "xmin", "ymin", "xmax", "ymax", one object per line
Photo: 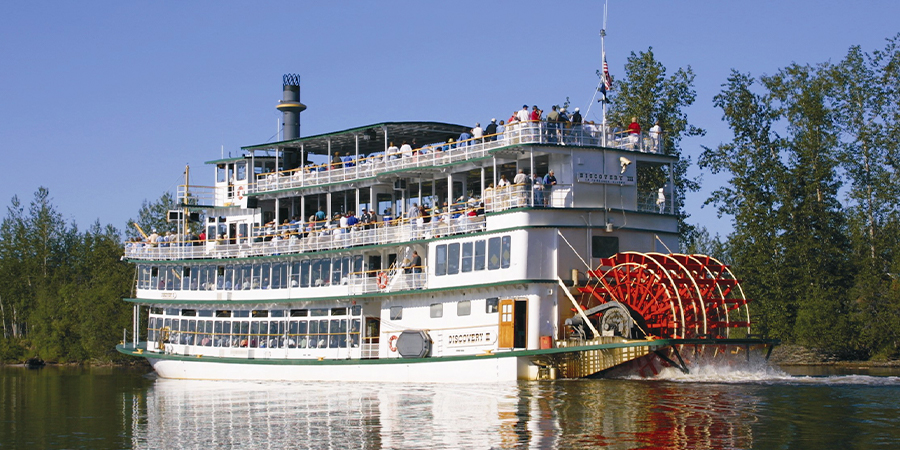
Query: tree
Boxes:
[
  {"xmin": 830, "ymin": 36, "xmax": 900, "ymax": 358},
  {"xmin": 699, "ymin": 71, "xmax": 792, "ymax": 340},
  {"xmin": 765, "ymin": 63, "xmax": 853, "ymax": 354},
  {"xmin": 125, "ymin": 191, "xmax": 178, "ymax": 241},
  {"xmin": 606, "ymin": 48, "xmax": 706, "ymax": 247}
]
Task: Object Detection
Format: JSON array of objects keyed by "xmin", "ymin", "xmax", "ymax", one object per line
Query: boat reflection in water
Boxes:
[{"xmin": 128, "ymin": 366, "xmax": 820, "ymax": 449}]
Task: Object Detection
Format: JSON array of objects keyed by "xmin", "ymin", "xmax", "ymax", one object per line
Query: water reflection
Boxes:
[
  {"xmin": 129, "ymin": 377, "xmax": 771, "ymax": 449},
  {"xmin": 3, "ymin": 365, "xmax": 900, "ymax": 449},
  {"xmin": 127, "ymin": 366, "xmax": 900, "ymax": 449}
]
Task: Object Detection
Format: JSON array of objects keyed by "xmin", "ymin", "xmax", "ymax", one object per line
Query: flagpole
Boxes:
[{"xmin": 600, "ymin": 1, "xmax": 608, "ymax": 147}]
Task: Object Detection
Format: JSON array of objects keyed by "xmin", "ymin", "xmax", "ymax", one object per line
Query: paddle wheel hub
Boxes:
[{"xmin": 573, "ymin": 252, "xmax": 752, "ymax": 340}]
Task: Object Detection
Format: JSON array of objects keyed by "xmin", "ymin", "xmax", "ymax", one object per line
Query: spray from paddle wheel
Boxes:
[{"xmin": 570, "ymin": 252, "xmax": 751, "ymax": 341}]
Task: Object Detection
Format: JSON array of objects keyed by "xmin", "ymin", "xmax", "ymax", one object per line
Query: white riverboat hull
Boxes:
[{"xmin": 147, "ymin": 355, "xmax": 525, "ymax": 383}]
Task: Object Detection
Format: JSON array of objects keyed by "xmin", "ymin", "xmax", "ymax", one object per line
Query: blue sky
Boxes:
[{"xmin": 1, "ymin": 1, "xmax": 897, "ymax": 239}]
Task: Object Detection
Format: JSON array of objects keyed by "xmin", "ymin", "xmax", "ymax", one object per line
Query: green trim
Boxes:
[
  {"xmin": 205, "ymin": 156, "xmax": 250, "ymax": 165},
  {"xmin": 125, "ymin": 278, "xmax": 556, "ymax": 305},
  {"xmin": 116, "ymin": 338, "xmax": 779, "ymax": 366}
]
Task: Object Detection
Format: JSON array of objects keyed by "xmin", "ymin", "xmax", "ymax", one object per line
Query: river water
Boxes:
[{"xmin": 2, "ymin": 364, "xmax": 899, "ymax": 449}]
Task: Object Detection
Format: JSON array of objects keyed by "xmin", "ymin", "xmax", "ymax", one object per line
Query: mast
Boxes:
[{"xmin": 600, "ymin": 1, "xmax": 608, "ymax": 147}]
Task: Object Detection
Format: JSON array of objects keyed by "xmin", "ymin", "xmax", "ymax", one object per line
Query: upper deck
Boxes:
[{"xmin": 126, "ymin": 119, "xmax": 676, "ymax": 262}]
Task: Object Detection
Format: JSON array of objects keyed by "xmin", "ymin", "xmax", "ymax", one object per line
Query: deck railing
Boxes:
[
  {"xmin": 252, "ymin": 121, "xmax": 664, "ymax": 195},
  {"xmin": 124, "ymin": 217, "xmax": 486, "ymax": 261}
]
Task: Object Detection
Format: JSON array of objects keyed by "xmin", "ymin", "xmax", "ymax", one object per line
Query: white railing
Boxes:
[
  {"xmin": 125, "ymin": 218, "xmax": 486, "ymax": 261},
  {"xmin": 637, "ymin": 191, "xmax": 672, "ymax": 215},
  {"xmin": 348, "ymin": 270, "xmax": 427, "ymax": 295},
  {"xmin": 251, "ymin": 122, "xmax": 664, "ymax": 195},
  {"xmin": 485, "ymin": 183, "xmax": 573, "ymax": 212}
]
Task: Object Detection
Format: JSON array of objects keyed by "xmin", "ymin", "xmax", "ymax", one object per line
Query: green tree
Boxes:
[
  {"xmin": 766, "ymin": 63, "xmax": 853, "ymax": 355},
  {"xmin": 699, "ymin": 71, "xmax": 791, "ymax": 340},
  {"xmin": 606, "ymin": 47, "xmax": 706, "ymax": 247},
  {"xmin": 125, "ymin": 191, "xmax": 178, "ymax": 241},
  {"xmin": 830, "ymin": 36, "xmax": 900, "ymax": 358}
]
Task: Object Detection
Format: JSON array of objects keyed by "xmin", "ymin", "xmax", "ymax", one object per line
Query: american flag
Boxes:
[{"xmin": 602, "ymin": 51, "xmax": 612, "ymax": 91}]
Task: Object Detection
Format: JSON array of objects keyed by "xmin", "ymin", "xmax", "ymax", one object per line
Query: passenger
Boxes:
[
  {"xmin": 332, "ymin": 152, "xmax": 342, "ymax": 169},
  {"xmin": 516, "ymin": 105, "xmax": 529, "ymax": 123},
  {"xmin": 657, "ymin": 188, "xmax": 666, "ymax": 214},
  {"xmin": 497, "ymin": 174, "xmax": 510, "ymax": 188},
  {"xmin": 387, "ymin": 142, "xmax": 400, "ymax": 160},
  {"xmin": 571, "ymin": 107, "xmax": 583, "ymax": 141},
  {"xmin": 513, "ymin": 169, "xmax": 527, "ymax": 185},
  {"xmin": 458, "ymin": 130, "xmax": 472, "ymax": 147},
  {"xmin": 542, "ymin": 170, "xmax": 557, "ymax": 207},
  {"xmin": 649, "ymin": 120, "xmax": 662, "ymax": 153},
  {"xmin": 628, "ymin": 117, "xmax": 641, "ymax": 149},
  {"xmin": 484, "ymin": 119, "xmax": 498, "ymax": 141},
  {"xmin": 472, "ymin": 123, "xmax": 484, "ymax": 142},
  {"xmin": 410, "ymin": 251, "xmax": 422, "ymax": 273},
  {"xmin": 532, "ymin": 172, "xmax": 544, "ymax": 206},
  {"xmin": 145, "ymin": 229, "xmax": 158, "ymax": 247},
  {"xmin": 400, "ymin": 141, "xmax": 413, "ymax": 158}
]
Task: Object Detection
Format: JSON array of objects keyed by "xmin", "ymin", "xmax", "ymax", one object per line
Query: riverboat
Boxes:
[{"xmin": 117, "ymin": 74, "xmax": 777, "ymax": 382}]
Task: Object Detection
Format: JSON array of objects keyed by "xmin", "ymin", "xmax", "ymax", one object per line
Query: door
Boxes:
[{"xmin": 499, "ymin": 299, "xmax": 527, "ymax": 349}]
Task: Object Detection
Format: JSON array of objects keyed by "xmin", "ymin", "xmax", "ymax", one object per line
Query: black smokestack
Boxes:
[{"xmin": 276, "ymin": 74, "xmax": 306, "ymax": 141}]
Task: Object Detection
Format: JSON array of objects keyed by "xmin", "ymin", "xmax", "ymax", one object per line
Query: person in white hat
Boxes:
[{"xmin": 484, "ymin": 118, "xmax": 498, "ymax": 141}]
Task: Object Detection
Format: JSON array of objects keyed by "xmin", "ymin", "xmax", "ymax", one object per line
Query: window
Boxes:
[
  {"xmin": 351, "ymin": 305, "xmax": 362, "ymax": 316},
  {"xmin": 501, "ymin": 236, "xmax": 511, "ymax": 269},
  {"xmin": 270, "ymin": 310, "xmax": 285, "ymax": 317},
  {"xmin": 331, "ymin": 307, "xmax": 348, "ymax": 316},
  {"xmin": 461, "ymin": 242, "xmax": 473, "ymax": 272},
  {"xmin": 435, "ymin": 245, "xmax": 447, "ymax": 276},
  {"xmin": 488, "ymin": 237, "xmax": 501, "ymax": 270},
  {"xmin": 215, "ymin": 310, "xmax": 232, "ymax": 317},
  {"xmin": 198, "ymin": 310, "xmax": 213, "ymax": 317},
  {"xmin": 233, "ymin": 310, "xmax": 250, "ymax": 318},
  {"xmin": 430, "ymin": 303, "xmax": 443, "ymax": 318},
  {"xmin": 300, "ymin": 260, "xmax": 310, "ymax": 288},
  {"xmin": 150, "ymin": 307, "xmax": 163, "ymax": 315},
  {"xmin": 290, "ymin": 309, "xmax": 308, "ymax": 317},
  {"xmin": 310, "ymin": 309, "xmax": 328, "ymax": 317},
  {"xmin": 457, "ymin": 300, "xmax": 471, "ymax": 316},
  {"xmin": 252, "ymin": 310, "xmax": 269, "ymax": 318},
  {"xmin": 236, "ymin": 161, "xmax": 247, "ymax": 181},
  {"xmin": 592, "ymin": 236, "xmax": 620, "ymax": 259},
  {"xmin": 486, "ymin": 297, "xmax": 499, "ymax": 313},
  {"xmin": 475, "ymin": 240, "xmax": 486, "ymax": 270},
  {"xmin": 447, "ymin": 243, "xmax": 460, "ymax": 275},
  {"xmin": 390, "ymin": 306, "xmax": 403, "ymax": 320}
]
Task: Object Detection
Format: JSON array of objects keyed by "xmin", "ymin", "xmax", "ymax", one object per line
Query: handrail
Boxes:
[{"xmin": 250, "ymin": 121, "xmax": 664, "ymax": 195}]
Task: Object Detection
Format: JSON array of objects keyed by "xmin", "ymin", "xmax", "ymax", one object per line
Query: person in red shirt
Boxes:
[
  {"xmin": 628, "ymin": 117, "xmax": 641, "ymax": 134},
  {"xmin": 627, "ymin": 117, "xmax": 641, "ymax": 149}
]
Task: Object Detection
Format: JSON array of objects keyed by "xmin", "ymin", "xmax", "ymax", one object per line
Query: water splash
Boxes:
[{"xmin": 642, "ymin": 364, "xmax": 900, "ymax": 386}]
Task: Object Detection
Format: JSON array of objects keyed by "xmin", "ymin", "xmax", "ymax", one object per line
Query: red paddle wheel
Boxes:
[{"xmin": 576, "ymin": 252, "xmax": 751, "ymax": 340}]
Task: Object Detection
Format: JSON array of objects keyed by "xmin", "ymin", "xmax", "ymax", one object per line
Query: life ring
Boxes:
[
  {"xmin": 388, "ymin": 335, "xmax": 398, "ymax": 352},
  {"xmin": 236, "ymin": 186, "xmax": 245, "ymax": 200},
  {"xmin": 377, "ymin": 271, "xmax": 389, "ymax": 289}
]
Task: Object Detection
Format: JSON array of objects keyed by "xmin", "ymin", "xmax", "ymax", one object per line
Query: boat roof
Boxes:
[{"xmin": 205, "ymin": 122, "xmax": 471, "ymax": 164}]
